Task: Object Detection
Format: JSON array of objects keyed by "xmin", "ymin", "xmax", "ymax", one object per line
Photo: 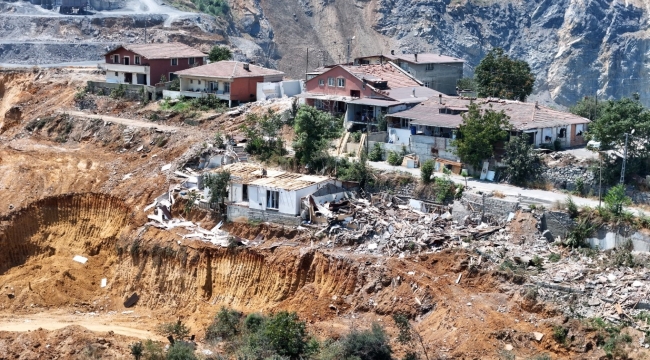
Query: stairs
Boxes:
[
  {"xmin": 232, "ymin": 146, "xmax": 248, "ymax": 162},
  {"xmin": 357, "ymin": 133, "xmax": 367, "ymax": 158}
]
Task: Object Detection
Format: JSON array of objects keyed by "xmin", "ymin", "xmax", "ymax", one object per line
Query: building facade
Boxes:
[{"xmin": 103, "ymin": 43, "xmax": 206, "ymax": 86}]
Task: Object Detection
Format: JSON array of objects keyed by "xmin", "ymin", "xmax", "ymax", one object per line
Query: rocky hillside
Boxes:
[{"xmin": 227, "ymin": 0, "xmax": 650, "ymax": 107}]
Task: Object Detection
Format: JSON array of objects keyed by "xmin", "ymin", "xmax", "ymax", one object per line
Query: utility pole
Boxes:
[
  {"xmin": 144, "ymin": 18, "xmax": 147, "ymax": 43},
  {"xmin": 620, "ymin": 133, "xmax": 629, "ymax": 185},
  {"xmin": 346, "ymin": 36, "xmax": 355, "ymax": 65},
  {"xmin": 599, "ymin": 153, "xmax": 603, "ymax": 208},
  {"xmin": 305, "ymin": 48, "xmax": 309, "ymax": 81}
]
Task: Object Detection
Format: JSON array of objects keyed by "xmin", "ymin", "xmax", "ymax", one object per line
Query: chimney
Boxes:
[
  {"xmin": 439, "ymin": 94, "xmax": 442, "ymax": 104},
  {"xmin": 391, "ymin": 49, "xmax": 395, "ymax": 56},
  {"xmin": 243, "ymin": 63, "xmax": 250, "ymax": 71},
  {"xmin": 414, "ymin": 53, "xmax": 418, "ymax": 62}
]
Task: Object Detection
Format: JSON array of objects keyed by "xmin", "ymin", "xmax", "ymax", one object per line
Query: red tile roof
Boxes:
[
  {"xmin": 174, "ymin": 61, "xmax": 285, "ymax": 78},
  {"xmin": 391, "ymin": 98, "xmax": 590, "ymax": 130},
  {"xmin": 341, "ymin": 63, "xmax": 421, "ymax": 89},
  {"xmin": 107, "ymin": 42, "xmax": 206, "ymax": 59}
]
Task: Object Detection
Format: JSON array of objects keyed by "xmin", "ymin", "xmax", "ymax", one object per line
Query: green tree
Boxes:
[
  {"xmin": 168, "ymin": 78, "xmax": 180, "ymax": 91},
  {"xmin": 241, "ymin": 109, "xmax": 286, "ymax": 161},
  {"xmin": 208, "ymin": 45, "xmax": 232, "ymax": 62},
  {"xmin": 457, "ymin": 77, "xmax": 477, "ymax": 92},
  {"xmin": 206, "ymin": 307, "xmax": 242, "ymax": 341},
  {"xmin": 339, "ymin": 151, "xmax": 374, "ymax": 190},
  {"xmin": 293, "ymin": 106, "xmax": 342, "ymax": 167},
  {"xmin": 387, "ymin": 151, "xmax": 402, "ymax": 166},
  {"xmin": 453, "ymin": 103, "xmax": 511, "ymax": 168},
  {"xmin": 569, "ymin": 96, "xmax": 602, "ymax": 121},
  {"xmin": 475, "ymin": 48, "xmax": 535, "ymax": 101},
  {"xmin": 502, "ymin": 134, "xmax": 542, "ymax": 185},
  {"xmin": 377, "ymin": 113, "xmax": 387, "ymax": 131},
  {"xmin": 262, "ymin": 311, "xmax": 308, "ymax": 358},
  {"xmin": 143, "ymin": 340, "xmax": 164, "ymax": 360},
  {"xmin": 604, "ymin": 184, "xmax": 632, "ymax": 216},
  {"xmin": 158, "ymin": 320, "xmax": 190, "ymax": 340},
  {"xmin": 202, "ymin": 170, "xmax": 231, "ymax": 209},
  {"xmin": 129, "ymin": 342, "xmax": 144, "ymax": 360},
  {"xmin": 166, "ymin": 342, "xmax": 197, "ymax": 360},
  {"xmin": 340, "ymin": 323, "xmax": 392, "ymax": 360},
  {"xmin": 420, "ymin": 159, "xmax": 434, "ymax": 184},
  {"xmin": 369, "ymin": 142, "xmax": 384, "ymax": 161}
]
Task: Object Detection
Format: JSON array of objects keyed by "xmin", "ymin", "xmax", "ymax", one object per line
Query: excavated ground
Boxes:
[{"xmin": 0, "ymin": 68, "xmax": 629, "ymax": 359}]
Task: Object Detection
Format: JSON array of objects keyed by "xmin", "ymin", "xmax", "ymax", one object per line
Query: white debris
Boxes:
[
  {"xmin": 72, "ymin": 255, "xmax": 88, "ymax": 264},
  {"xmin": 101, "ymin": 278, "xmax": 107, "ymax": 288},
  {"xmin": 161, "ymin": 163, "xmax": 172, "ymax": 171}
]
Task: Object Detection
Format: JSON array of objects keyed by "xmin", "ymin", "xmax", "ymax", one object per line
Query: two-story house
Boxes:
[
  {"xmin": 355, "ymin": 52, "xmax": 464, "ymax": 95},
  {"xmin": 103, "ymin": 42, "xmax": 207, "ymax": 86},
  {"xmin": 300, "ymin": 63, "xmax": 444, "ymax": 132}
]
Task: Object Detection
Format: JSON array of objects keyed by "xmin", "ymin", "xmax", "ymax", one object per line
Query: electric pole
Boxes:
[{"xmin": 620, "ymin": 132, "xmax": 629, "ymax": 185}]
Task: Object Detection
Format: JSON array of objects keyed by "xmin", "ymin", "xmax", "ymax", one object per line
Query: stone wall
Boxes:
[
  {"xmin": 227, "ymin": 204, "xmax": 301, "ymax": 226},
  {"xmin": 541, "ymin": 211, "xmax": 575, "ymax": 242},
  {"xmin": 453, "ymin": 192, "xmax": 519, "ymax": 222},
  {"xmin": 542, "ymin": 165, "xmax": 595, "ymax": 193},
  {"xmin": 87, "ymin": 81, "xmax": 156, "ymax": 101}
]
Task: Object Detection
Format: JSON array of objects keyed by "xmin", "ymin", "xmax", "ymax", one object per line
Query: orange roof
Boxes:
[
  {"xmin": 107, "ymin": 42, "xmax": 206, "ymax": 59},
  {"xmin": 391, "ymin": 97, "xmax": 590, "ymax": 130},
  {"xmin": 175, "ymin": 61, "xmax": 285, "ymax": 79},
  {"xmin": 340, "ymin": 63, "xmax": 421, "ymax": 89}
]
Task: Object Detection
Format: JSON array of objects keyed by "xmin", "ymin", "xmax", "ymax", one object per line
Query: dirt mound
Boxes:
[
  {"xmin": 0, "ymin": 193, "xmax": 132, "ymax": 310},
  {"xmin": 0, "ymin": 325, "xmax": 137, "ymax": 359}
]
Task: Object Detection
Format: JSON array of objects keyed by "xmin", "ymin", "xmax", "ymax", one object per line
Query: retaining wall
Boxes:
[{"xmin": 227, "ymin": 204, "xmax": 301, "ymax": 226}]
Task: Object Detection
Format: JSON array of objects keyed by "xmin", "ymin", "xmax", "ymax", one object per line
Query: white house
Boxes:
[{"xmin": 215, "ymin": 163, "xmax": 340, "ymax": 223}]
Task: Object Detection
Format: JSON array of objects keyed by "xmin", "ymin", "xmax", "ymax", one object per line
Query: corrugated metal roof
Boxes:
[
  {"xmin": 218, "ymin": 163, "xmax": 331, "ymax": 191},
  {"xmin": 357, "ymin": 53, "xmax": 465, "ymax": 64}
]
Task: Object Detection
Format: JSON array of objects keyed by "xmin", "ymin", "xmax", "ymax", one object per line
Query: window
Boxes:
[
  {"xmin": 318, "ymin": 79, "xmax": 325, "ymax": 86},
  {"xmin": 114, "ymin": 72, "xmax": 118, "ymax": 76},
  {"xmin": 134, "ymin": 56, "xmax": 140, "ymax": 65},
  {"xmin": 171, "ymin": 58, "xmax": 178, "ymax": 66},
  {"xmin": 123, "ymin": 56, "xmax": 130, "ymax": 65},
  {"xmin": 224, "ymin": 82, "xmax": 230, "ymax": 93},
  {"xmin": 337, "ymin": 78, "xmax": 345, "ymax": 87},
  {"xmin": 242, "ymin": 185, "xmax": 248, "ymax": 202},
  {"xmin": 424, "ymin": 82, "xmax": 431, "ymax": 88},
  {"xmin": 328, "ymin": 77, "xmax": 335, "ymax": 86},
  {"xmin": 189, "ymin": 57, "xmax": 195, "ymax": 65},
  {"xmin": 425, "ymin": 63, "xmax": 434, "ymax": 71},
  {"xmin": 266, "ymin": 190, "xmax": 279, "ymax": 209},
  {"xmin": 113, "ymin": 54, "xmax": 119, "ymax": 63},
  {"xmin": 198, "ymin": 80, "xmax": 201, "ymax": 85},
  {"xmin": 190, "ymin": 79, "xmax": 193, "ymax": 84},
  {"xmin": 576, "ymin": 124, "xmax": 584, "ymax": 136}
]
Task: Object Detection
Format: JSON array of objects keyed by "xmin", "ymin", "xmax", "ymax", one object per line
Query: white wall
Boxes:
[
  {"xmin": 230, "ymin": 183, "xmax": 244, "ymax": 203},
  {"xmin": 388, "ymin": 127, "xmax": 411, "ymax": 145},
  {"xmin": 106, "ymin": 71, "xmax": 122, "ymax": 84},
  {"xmin": 387, "ymin": 104, "xmax": 407, "ymax": 114}
]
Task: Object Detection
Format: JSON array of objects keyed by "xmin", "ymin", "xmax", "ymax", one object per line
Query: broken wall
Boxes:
[{"xmin": 227, "ymin": 204, "xmax": 301, "ymax": 226}]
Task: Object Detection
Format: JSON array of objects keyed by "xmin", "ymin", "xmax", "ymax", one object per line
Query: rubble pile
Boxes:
[
  {"xmin": 315, "ymin": 192, "xmax": 503, "ymax": 256},
  {"xmin": 542, "ymin": 152, "xmax": 595, "ymax": 191}
]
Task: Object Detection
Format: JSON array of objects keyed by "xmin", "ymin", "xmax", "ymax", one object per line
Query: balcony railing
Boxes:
[{"xmin": 104, "ymin": 63, "xmax": 148, "ymax": 73}]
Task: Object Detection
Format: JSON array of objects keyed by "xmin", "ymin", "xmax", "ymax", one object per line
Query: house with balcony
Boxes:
[
  {"xmin": 300, "ymin": 63, "xmax": 444, "ymax": 132},
  {"xmin": 354, "ymin": 52, "xmax": 464, "ymax": 95},
  {"xmin": 166, "ymin": 61, "xmax": 285, "ymax": 107},
  {"xmin": 381, "ymin": 97, "xmax": 591, "ymax": 173},
  {"xmin": 103, "ymin": 42, "xmax": 207, "ymax": 86}
]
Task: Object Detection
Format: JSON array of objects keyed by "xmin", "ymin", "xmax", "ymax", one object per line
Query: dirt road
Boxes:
[
  {"xmin": 62, "ymin": 110, "xmax": 183, "ymax": 132},
  {"xmin": 0, "ymin": 313, "xmax": 161, "ymax": 340}
]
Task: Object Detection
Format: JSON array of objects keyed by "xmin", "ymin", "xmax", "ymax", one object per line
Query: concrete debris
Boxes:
[
  {"xmin": 161, "ymin": 163, "xmax": 172, "ymax": 171},
  {"xmin": 100, "ymin": 278, "xmax": 107, "ymax": 288},
  {"xmin": 72, "ymin": 255, "xmax": 88, "ymax": 264},
  {"xmin": 533, "ymin": 332, "xmax": 544, "ymax": 341}
]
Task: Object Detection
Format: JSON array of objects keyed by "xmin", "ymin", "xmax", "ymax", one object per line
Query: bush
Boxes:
[
  {"xmin": 552, "ymin": 325, "xmax": 568, "ymax": 344},
  {"xmin": 168, "ymin": 78, "xmax": 180, "ymax": 91},
  {"xmin": 369, "ymin": 142, "xmax": 383, "ymax": 161},
  {"xmin": 566, "ymin": 195, "xmax": 578, "ymax": 218},
  {"xmin": 420, "ymin": 159, "xmax": 434, "ymax": 184},
  {"xmin": 262, "ymin": 311, "xmax": 308, "ymax": 358},
  {"xmin": 351, "ymin": 131, "xmax": 362, "ymax": 143},
  {"xmin": 143, "ymin": 340, "xmax": 164, "ymax": 360},
  {"xmin": 130, "ymin": 342, "xmax": 144, "ymax": 360},
  {"xmin": 206, "ymin": 307, "xmax": 242, "ymax": 341},
  {"xmin": 166, "ymin": 342, "xmax": 197, "ymax": 360},
  {"xmin": 340, "ymin": 323, "xmax": 392, "ymax": 360},
  {"xmin": 565, "ymin": 217, "xmax": 595, "ymax": 248},
  {"xmin": 604, "ymin": 184, "xmax": 632, "ymax": 216},
  {"xmin": 158, "ymin": 320, "xmax": 190, "ymax": 340},
  {"xmin": 110, "ymin": 84, "xmax": 126, "ymax": 99},
  {"xmin": 387, "ymin": 151, "xmax": 402, "ymax": 166}
]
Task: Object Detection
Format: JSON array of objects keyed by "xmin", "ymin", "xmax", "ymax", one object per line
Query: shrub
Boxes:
[
  {"xmin": 158, "ymin": 320, "xmax": 190, "ymax": 340},
  {"xmin": 420, "ymin": 159, "xmax": 434, "ymax": 184},
  {"xmin": 129, "ymin": 342, "xmax": 144, "ymax": 360},
  {"xmin": 565, "ymin": 217, "xmax": 595, "ymax": 248},
  {"xmin": 74, "ymin": 87, "xmax": 87, "ymax": 100},
  {"xmin": 566, "ymin": 195, "xmax": 578, "ymax": 218},
  {"xmin": 143, "ymin": 339, "xmax": 164, "ymax": 360},
  {"xmin": 548, "ymin": 253, "xmax": 561, "ymax": 262},
  {"xmin": 387, "ymin": 151, "xmax": 402, "ymax": 166},
  {"xmin": 575, "ymin": 176, "xmax": 585, "ymax": 195},
  {"xmin": 169, "ymin": 78, "xmax": 180, "ymax": 91},
  {"xmin": 166, "ymin": 342, "xmax": 197, "ymax": 360},
  {"xmin": 604, "ymin": 184, "xmax": 632, "ymax": 216},
  {"xmin": 110, "ymin": 84, "xmax": 126, "ymax": 99},
  {"xmin": 206, "ymin": 307, "xmax": 242, "ymax": 341},
  {"xmin": 262, "ymin": 311, "xmax": 308, "ymax": 358},
  {"xmin": 552, "ymin": 325, "xmax": 568, "ymax": 344},
  {"xmin": 369, "ymin": 142, "xmax": 383, "ymax": 161},
  {"xmin": 351, "ymin": 131, "xmax": 362, "ymax": 143},
  {"xmin": 340, "ymin": 323, "xmax": 392, "ymax": 360}
]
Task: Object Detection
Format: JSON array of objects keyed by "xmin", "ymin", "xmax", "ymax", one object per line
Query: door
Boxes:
[
  {"xmin": 124, "ymin": 73, "xmax": 133, "ymax": 84},
  {"xmin": 124, "ymin": 57, "xmax": 130, "ymax": 65}
]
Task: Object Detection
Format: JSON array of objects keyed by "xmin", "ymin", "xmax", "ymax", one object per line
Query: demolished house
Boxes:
[{"xmin": 217, "ymin": 163, "xmax": 345, "ymax": 225}]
